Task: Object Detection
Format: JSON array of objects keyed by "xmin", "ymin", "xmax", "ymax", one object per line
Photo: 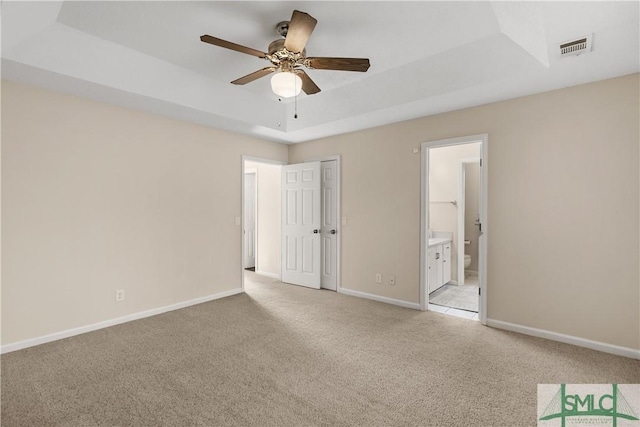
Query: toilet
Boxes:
[{"xmin": 464, "ymin": 240, "xmax": 472, "ymax": 269}]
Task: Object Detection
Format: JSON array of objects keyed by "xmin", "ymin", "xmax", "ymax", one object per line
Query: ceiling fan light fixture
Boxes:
[
  {"xmin": 201, "ymin": 10, "xmax": 370, "ymax": 97},
  {"xmin": 271, "ymin": 71, "xmax": 302, "ymax": 98}
]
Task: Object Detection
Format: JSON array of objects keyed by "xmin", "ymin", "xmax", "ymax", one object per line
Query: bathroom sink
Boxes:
[{"xmin": 428, "ymin": 237, "xmax": 451, "ymax": 247}]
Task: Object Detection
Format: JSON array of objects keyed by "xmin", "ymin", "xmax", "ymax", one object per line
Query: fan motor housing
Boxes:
[
  {"xmin": 268, "ymin": 39, "xmax": 307, "ymax": 73},
  {"xmin": 268, "ymin": 39, "xmax": 306, "ymax": 57},
  {"xmin": 268, "ymin": 39, "xmax": 285, "ymax": 55}
]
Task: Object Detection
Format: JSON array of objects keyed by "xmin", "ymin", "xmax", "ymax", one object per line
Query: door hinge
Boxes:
[
  {"xmin": 480, "ymin": 158, "xmax": 483, "ymax": 167},
  {"xmin": 478, "ymin": 288, "xmax": 481, "ymax": 296}
]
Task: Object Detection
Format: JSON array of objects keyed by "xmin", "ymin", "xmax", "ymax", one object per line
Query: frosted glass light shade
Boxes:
[{"xmin": 271, "ymin": 72, "xmax": 302, "ymax": 98}]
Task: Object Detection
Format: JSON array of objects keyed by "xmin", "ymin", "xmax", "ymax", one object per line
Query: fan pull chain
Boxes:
[{"xmin": 294, "ymin": 76, "xmax": 298, "ymax": 119}]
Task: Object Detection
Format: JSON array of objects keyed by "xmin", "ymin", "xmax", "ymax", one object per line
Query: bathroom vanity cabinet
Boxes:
[{"xmin": 428, "ymin": 239, "xmax": 452, "ymax": 293}]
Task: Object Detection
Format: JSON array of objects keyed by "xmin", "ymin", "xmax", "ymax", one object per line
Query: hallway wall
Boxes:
[{"xmin": 245, "ymin": 160, "xmax": 282, "ymax": 278}]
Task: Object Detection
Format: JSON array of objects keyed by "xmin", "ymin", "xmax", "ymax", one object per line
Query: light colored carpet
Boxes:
[
  {"xmin": 2, "ymin": 271, "xmax": 638, "ymax": 426},
  {"xmin": 430, "ymin": 284, "xmax": 479, "ymax": 312}
]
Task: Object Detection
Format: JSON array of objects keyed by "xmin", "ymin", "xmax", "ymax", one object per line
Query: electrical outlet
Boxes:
[
  {"xmin": 375, "ymin": 273, "xmax": 382, "ymax": 283},
  {"xmin": 235, "ymin": 216, "xmax": 241, "ymax": 226},
  {"xmin": 115, "ymin": 289, "xmax": 125, "ymax": 302},
  {"xmin": 389, "ymin": 276, "xmax": 396, "ymax": 286}
]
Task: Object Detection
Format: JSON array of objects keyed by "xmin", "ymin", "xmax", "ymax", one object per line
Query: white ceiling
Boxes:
[{"xmin": 2, "ymin": 1, "xmax": 638, "ymax": 144}]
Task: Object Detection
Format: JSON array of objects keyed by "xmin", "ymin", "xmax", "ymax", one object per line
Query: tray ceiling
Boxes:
[{"xmin": 2, "ymin": 1, "xmax": 638, "ymax": 143}]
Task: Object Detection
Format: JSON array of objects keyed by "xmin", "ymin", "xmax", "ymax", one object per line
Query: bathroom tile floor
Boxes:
[
  {"xmin": 428, "ymin": 303, "xmax": 479, "ymax": 321},
  {"xmin": 428, "ymin": 273, "xmax": 479, "ymax": 321},
  {"xmin": 429, "ymin": 284, "xmax": 478, "ymax": 311}
]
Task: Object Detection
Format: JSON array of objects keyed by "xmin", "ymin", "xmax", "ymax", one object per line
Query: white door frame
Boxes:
[
  {"xmin": 244, "ymin": 167, "xmax": 257, "ymax": 269},
  {"xmin": 241, "ymin": 156, "xmax": 286, "ymax": 292},
  {"xmin": 305, "ymin": 155, "xmax": 342, "ymax": 293},
  {"xmin": 457, "ymin": 158, "xmax": 480, "ymax": 287},
  {"xmin": 419, "ymin": 134, "xmax": 488, "ymax": 325}
]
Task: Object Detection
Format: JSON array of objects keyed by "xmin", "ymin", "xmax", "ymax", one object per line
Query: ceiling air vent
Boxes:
[{"xmin": 559, "ymin": 34, "xmax": 593, "ymax": 58}]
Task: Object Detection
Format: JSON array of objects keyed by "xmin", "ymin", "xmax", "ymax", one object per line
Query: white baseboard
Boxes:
[
  {"xmin": 486, "ymin": 318, "xmax": 640, "ymax": 360},
  {"xmin": 340, "ymin": 288, "xmax": 420, "ymax": 310},
  {"xmin": 1, "ymin": 288, "xmax": 243, "ymax": 354},
  {"xmin": 254, "ymin": 270, "xmax": 280, "ymax": 280}
]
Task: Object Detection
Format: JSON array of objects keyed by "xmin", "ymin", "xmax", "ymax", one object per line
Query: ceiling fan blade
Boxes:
[
  {"xmin": 231, "ymin": 67, "xmax": 277, "ymax": 85},
  {"xmin": 306, "ymin": 57, "xmax": 370, "ymax": 72},
  {"xmin": 295, "ymin": 70, "xmax": 321, "ymax": 95},
  {"xmin": 284, "ymin": 10, "xmax": 317, "ymax": 54},
  {"xmin": 200, "ymin": 35, "xmax": 267, "ymax": 58}
]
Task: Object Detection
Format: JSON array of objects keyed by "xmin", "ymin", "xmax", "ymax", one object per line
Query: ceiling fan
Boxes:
[{"xmin": 200, "ymin": 10, "xmax": 370, "ymax": 98}]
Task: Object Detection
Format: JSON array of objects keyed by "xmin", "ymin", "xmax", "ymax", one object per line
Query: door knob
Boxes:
[
  {"xmin": 313, "ymin": 229, "xmax": 320, "ymax": 234},
  {"xmin": 330, "ymin": 229, "xmax": 337, "ymax": 234}
]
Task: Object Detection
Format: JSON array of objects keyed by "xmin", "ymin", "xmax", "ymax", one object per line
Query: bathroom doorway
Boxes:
[{"xmin": 419, "ymin": 134, "xmax": 488, "ymax": 323}]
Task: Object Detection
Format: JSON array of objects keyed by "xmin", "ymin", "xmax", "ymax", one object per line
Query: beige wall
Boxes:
[
  {"xmin": 289, "ymin": 73, "xmax": 640, "ymax": 350},
  {"xmin": 3, "ymin": 74, "xmax": 639, "ymax": 352},
  {"xmin": 1, "ymin": 80, "xmax": 288, "ymax": 345},
  {"xmin": 428, "ymin": 143, "xmax": 481, "ymax": 282},
  {"xmin": 245, "ymin": 160, "xmax": 282, "ymax": 278}
]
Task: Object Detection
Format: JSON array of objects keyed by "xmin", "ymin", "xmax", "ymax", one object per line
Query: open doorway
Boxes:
[
  {"xmin": 241, "ymin": 156, "xmax": 341, "ymax": 293},
  {"xmin": 420, "ymin": 134, "xmax": 488, "ymax": 324},
  {"xmin": 241, "ymin": 157, "xmax": 284, "ymax": 291}
]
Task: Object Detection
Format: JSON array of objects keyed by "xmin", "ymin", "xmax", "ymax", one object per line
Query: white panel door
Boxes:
[
  {"xmin": 243, "ymin": 171, "xmax": 256, "ymax": 268},
  {"xmin": 320, "ymin": 160, "xmax": 338, "ymax": 291},
  {"xmin": 281, "ymin": 161, "xmax": 321, "ymax": 288}
]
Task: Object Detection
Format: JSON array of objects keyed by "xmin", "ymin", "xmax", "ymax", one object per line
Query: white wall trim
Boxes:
[
  {"xmin": 340, "ymin": 288, "xmax": 420, "ymax": 310},
  {"xmin": 1, "ymin": 288, "xmax": 243, "ymax": 354},
  {"xmin": 254, "ymin": 270, "xmax": 280, "ymax": 280},
  {"xmin": 487, "ymin": 318, "xmax": 640, "ymax": 360},
  {"xmin": 244, "ymin": 167, "xmax": 257, "ymax": 270}
]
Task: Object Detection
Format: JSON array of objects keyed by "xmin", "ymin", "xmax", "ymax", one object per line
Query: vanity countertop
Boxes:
[{"xmin": 428, "ymin": 237, "xmax": 451, "ymax": 247}]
